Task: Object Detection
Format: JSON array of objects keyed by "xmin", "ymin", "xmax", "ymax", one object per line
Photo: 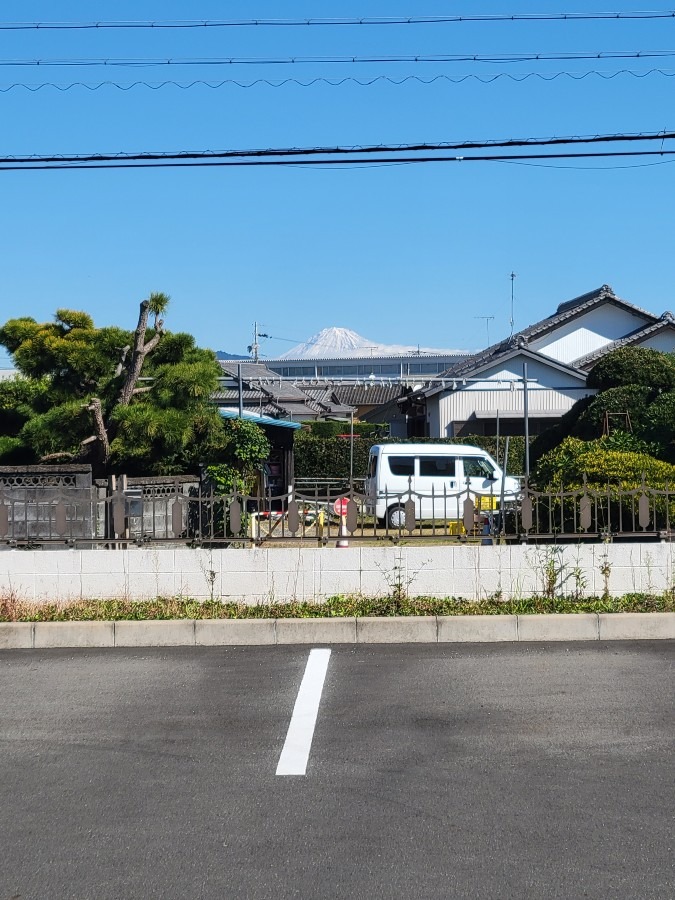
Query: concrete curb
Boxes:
[
  {"xmin": 0, "ymin": 612, "xmax": 673, "ymax": 649},
  {"xmin": 516, "ymin": 613, "xmax": 599, "ymax": 642},
  {"xmin": 276, "ymin": 617, "xmax": 357, "ymax": 644},
  {"xmin": 438, "ymin": 615, "xmax": 518, "ymax": 643},
  {"xmin": 598, "ymin": 611, "xmax": 675, "ymax": 640},
  {"xmin": 195, "ymin": 618, "xmax": 276, "ymax": 646},
  {"xmin": 34, "ymin": 621, "xmax": 114, "ymax": 649},
  {"xmin": 356, "ymin": 616, "xmax": 438, "ymax": 643}
]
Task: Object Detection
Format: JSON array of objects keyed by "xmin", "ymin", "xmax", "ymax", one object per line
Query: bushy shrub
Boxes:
[
  {"xmin": 532, "ymin": 436, "xmax": 675, "ymax": 535},
  {"xmin": 587, "ymin": 347, "xmax": 675, "ymax": 391},
  {"xmin": 0, "ymin": 435, "xmax": 27, "ymax": 464},
  {"xmin": 598, "ymin": 431, "xmax": 661, "ymax": 456},
  {"xmin": 644, "ymin": 391, "xmax": 675, "ymax": 460},
  {"xmin": 571, "ymin": 385, "xmax": 654, "ymax": 439},
  {"xmin": 529, "ymin": 395, "xmax": 595, "ymax": 469},
  {"xmin": 534, "ymin": 436, "xmax": 675, "ymax": 490}
]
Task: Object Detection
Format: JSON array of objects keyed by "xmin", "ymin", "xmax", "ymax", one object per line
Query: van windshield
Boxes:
[
  {"xmin": 367, "ymin": 454, "xmax": 378, "ymax": 479},
  {"xmin": 462, "ymin": 457, "xmax": 495, "ymax": 479}
]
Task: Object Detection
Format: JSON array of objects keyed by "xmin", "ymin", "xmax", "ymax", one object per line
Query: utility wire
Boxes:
[
  {"xmin": 3, "ymin": 150, "xmax": 675, "ymax": 171},
  {"xmin": 2, "ymin": 131, "xmax": 674, "ymax": 165},
  {"xmin": 3, "ymin": 12, "xmax": 675, "ymax": 29},
  {"xmin": 4, "ymin": 51, "xmax": 675, "ymax": 67},
  {"xmin": 2, "ymin": 69, "xmax": 675, "ymax": 92}
]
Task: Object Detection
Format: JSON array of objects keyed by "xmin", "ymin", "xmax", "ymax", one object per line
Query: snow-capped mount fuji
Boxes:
[{"xmin": 278, "ymin": 327, "xmax": 458, "ymax": 359}]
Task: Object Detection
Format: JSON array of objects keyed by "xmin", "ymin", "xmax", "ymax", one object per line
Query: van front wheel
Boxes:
[{"xmin": 387, "ymin": 504, "xmax": 407, "ymax": 529}]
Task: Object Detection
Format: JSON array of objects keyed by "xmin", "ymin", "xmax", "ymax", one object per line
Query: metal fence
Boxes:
[{"xmin": 1, "ymin": 475, "xmax": 674, "ymax": 546}]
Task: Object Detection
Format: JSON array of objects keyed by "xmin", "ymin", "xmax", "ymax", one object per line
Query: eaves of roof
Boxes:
[
  {"xmin": 422, "ymin": 347, "xmax": 587, "ymax": 399},
  {"xmin": 218, "ymin": 408, "xmax": 301, "ymax": 430},
  {"xmin": 573, "ymin": 312, "xmax": 675, "ymax": 370}
]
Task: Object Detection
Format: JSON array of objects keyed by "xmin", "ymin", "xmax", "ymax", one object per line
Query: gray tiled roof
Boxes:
[
  {"xmin": 218, "ymin": 360, "xmax": 314, "ymax": 402},
  {"xmin": 214, "ymin": 364, "xmax": 355, "ymax": 420},
  {"xmin": 434, "ymin": 284, "xmax": 658, "ymax": 384},
  {"xmin": 334, "ymin": 384, "xmax": 404, "ymax": 407},
  {"xmin": 211, "ymin": 388, "xmax": 267, "ymax": 402},
  {"xmin": 218, "ymin": 360, "xmax": 277, "ymax": 380}
]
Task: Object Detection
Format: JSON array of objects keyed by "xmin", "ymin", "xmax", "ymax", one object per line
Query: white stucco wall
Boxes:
[
  {"xmin": 1, "ymin": 543, "xmax": 672, "ymax": 603},
  {"xmin": 433, "ymin": 353, "xmax": 594, "ymax": 437},
  {"xmin": 528, "ymin": 304, "xmax": 651, "ymax": 364},
  {"xmin": 637, "ymin": 330, "xmax": 675, "ymax": 353}
]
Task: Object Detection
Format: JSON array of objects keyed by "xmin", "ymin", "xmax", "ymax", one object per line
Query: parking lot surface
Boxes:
[{"xmin": 1, "ymin": 643, "xmax": 673, "ymax": 899}]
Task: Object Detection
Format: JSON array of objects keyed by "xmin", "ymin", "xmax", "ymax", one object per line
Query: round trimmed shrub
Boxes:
[{"xmin": 587, "ymin": 347, "xmax": 675, "ymax": 391}]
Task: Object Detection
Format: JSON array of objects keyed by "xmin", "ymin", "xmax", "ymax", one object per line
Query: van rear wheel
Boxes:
[{"xmin": 387, "ymin": 504, "xmax": 407, "ymax": 529}]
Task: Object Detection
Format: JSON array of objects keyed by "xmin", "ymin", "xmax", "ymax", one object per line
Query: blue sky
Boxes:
[{"xmin": 1, "ymin": 0, "xmax": 675, "ymax": 364}]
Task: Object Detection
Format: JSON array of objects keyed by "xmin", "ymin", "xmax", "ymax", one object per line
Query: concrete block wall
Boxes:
[{"xmin": 0, "ymin": 542, "xmax": 673, "ymax": 603}]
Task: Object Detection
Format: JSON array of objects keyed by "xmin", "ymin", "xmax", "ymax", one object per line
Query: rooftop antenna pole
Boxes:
[
  {"xmin": 475, "ymin": 316, "xmax": 495, "ymax": 346},
  {"xmin": 251, "ymin": 322, "xmax": 259, "ymax": 363},
  {"xmin": 509, "ymin": 272, "xmax": 517, "ymax": 338},
  {"xmin": 249, "ymin": 322, "xmax": 269, "ymax": 363}
]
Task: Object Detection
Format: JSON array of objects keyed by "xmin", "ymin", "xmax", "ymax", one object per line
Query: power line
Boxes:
[
  {"xmin": 2, "ymin": 69, "xmax": 675, "ymax": 92},
  {"xmin": 3, "ymin": 150, "xmax": 675, "ymax": 171},
  {"xmin": 3, "ymin": 12, "xmax": 675, "ymax": 29},
  {"xmin": 2, "ymin": 131, "xmax": 674, "ymax": 165},
  {"xmin": 4, "ymin": 51, "xmax": 675, "ymax": 68}
]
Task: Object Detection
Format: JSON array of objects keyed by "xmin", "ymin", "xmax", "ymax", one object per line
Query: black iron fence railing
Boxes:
[{"xmin": 1, "ymin": 475, "xmax": 674, "ymax": 546}]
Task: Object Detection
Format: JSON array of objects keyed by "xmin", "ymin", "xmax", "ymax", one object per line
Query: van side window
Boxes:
[
  {"xmin": 388, "ymin": 456, "xmax": 414, "ymax": 476},
  {"xmin": 419, "ymin": 456, "xmax": 456, "ymax": 477},
  {"xmin": 367, "ymin": 455, "xmax": 378, "ymax": 478},
  {"xmin": 462, "ymin": 457, "xmax": 495, "ymax": 478}
]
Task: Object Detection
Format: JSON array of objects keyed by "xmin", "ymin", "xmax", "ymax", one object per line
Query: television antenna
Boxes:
[
  {"xmin": 475, "ymin": 316, "xmax": 495, "ymax": 346},
  {"xmin": 509, "ymin": 271, "xmax": 517, "ymax": 337}
]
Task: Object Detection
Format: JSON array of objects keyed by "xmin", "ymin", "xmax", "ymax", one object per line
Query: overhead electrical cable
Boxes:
[
  {"xmin": 2, "ymin": 132, "xmax": 675, "ymax": 171},
  {"xmin": 3, "ymin": 150, "xmax": 675, "ymax": 171},
  {"xmin": 2, "ymin": 69, "xmax": 675, "ymax": 92},
  {"xmin": 4, "ymin": 51, "xmax": 675, "ymax": 68},
  {"xmin": 2, "ymin": 131, "xmax": 675, "ymax": 165},
  {"xmin": 3, "ymin": 12, "xmax": 675, "ymax": 29}
]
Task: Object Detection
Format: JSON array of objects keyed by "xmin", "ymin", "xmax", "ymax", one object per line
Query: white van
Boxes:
[{"xmin": 364, "ymin": 443, "xmax": 520, "ymax": 528}]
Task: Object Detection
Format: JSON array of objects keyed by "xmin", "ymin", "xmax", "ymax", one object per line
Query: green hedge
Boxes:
[
  {"xmin": 294, "ymin": 433, "xmax": 529, "ymax": 479},
  {"xmin": 300, "ymin": 420, "xmax": 383, "ymax": 439}
]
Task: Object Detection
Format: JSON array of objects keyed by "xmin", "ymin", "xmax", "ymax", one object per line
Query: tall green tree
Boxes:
[{"xmin": 0, "ymin": 296, "xmax": 268, "ymax": 476}]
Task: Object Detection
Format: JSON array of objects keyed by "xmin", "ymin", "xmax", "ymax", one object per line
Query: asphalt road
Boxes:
[{"xmin": 0, "ymin": 643, "xmax": 673, "ymax": 900}]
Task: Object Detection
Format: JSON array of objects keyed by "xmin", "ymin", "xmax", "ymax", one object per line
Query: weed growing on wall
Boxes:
[{"xmin": 375, "ymin": 550, "xmax": 430, "ymax": 612}]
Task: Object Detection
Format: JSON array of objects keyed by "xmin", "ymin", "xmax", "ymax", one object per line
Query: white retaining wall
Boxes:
[{"xmin": 1, "ymin": 543, "xmax": 674, "ymax": 602}]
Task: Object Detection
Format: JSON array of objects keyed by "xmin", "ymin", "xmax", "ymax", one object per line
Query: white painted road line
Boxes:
[{"xmin": 276, "ymin": 648, "xmax": 331, "ymax": 776}]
